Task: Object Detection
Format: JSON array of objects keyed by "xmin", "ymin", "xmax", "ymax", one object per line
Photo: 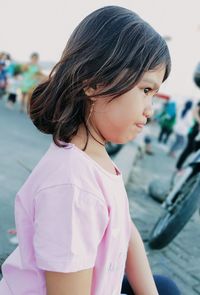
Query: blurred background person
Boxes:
[
  {"xmin": 6, "ymin": 70, "xmax": 21, "ymax": 110},
  {"xmin": 0, "ymin": 60, "xmax": 7, "ymax": 100},
  {"xmin": 20, "ymin": 52, "xmax": 41, "ymax": 113},
  {"xmin": 4, "ymin": 53, "xmax": 16, "ymax": 78},
  {"xmin": 144, "ymin": 118, "xmax": 155, "ymax": 156},
  {"xmin": 176, "ymin": 100, "xmax": 200, "ymax": 170},
  {"xmin": 135, "ymin": 118, "xmax": 155, "ymax": 157},
  {"xmin": 168, "ymin": 100, "xmax": 193, "ymax": 158},
  {"xmin": 157, "ymin": 100, "xmax": 177, "ymax": 144}
]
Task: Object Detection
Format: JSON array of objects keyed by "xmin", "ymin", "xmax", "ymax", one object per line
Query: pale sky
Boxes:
[{"xmin": 1, "ymin": 0, "xmax": 200, "ymax": 99}]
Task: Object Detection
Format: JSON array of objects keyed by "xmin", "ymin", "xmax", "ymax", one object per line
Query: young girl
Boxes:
[{"xmin": 0, "ymin": 6, "xmax": 180, "ymax": 295}]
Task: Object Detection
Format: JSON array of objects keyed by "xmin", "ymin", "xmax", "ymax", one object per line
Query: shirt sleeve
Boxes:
[{"xmin": 33, "ymin": 184, "xmax": 109, "ymax": 272}]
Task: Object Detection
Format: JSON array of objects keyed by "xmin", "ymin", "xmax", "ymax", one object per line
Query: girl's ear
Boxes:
[
  {"xmin": 83, "ymin": 86, "xmax": 97, "ymax": 97},
  {"xmin": 83, "ymin": 80, "xmax": 104, "ymax": 98}
]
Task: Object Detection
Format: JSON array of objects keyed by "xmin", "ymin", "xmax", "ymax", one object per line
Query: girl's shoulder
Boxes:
[
  {"xmin": 47, "ymin": 142, "xmax": 121, "ymax": 184},
  {"xmin": 19, "ymin": 142, "xmax": 112, "ymax": 202}
]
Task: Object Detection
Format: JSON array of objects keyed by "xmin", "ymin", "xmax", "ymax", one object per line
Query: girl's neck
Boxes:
[
  {"xmin": 70, "ymin": 124, "xmax": 118, "ymax": 176},
  {"xmin": 70, "ymin": 124, "xmax": 106, "ymax": 155}
]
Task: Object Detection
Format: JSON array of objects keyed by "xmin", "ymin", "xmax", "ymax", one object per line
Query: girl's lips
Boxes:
[{"xmin": 135, "ymin": 123, "xmax": 145, "ymax": 129}]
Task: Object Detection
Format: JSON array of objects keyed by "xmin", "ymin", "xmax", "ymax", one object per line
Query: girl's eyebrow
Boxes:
[{"xmin": 141, "ymin": 78, "xmax": 160, "ymax": 90}]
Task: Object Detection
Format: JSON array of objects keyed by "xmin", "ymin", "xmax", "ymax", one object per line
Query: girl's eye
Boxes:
[
  {"xmin": 144, "ymin": 88, "xmax": 152, "ymax": 95},
  {"xmin": 144, "ymin": 88, "xmax": 158, "ymax": 97}
]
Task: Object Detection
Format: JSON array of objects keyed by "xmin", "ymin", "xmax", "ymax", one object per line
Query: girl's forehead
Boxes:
[{"xmin": 140, "ymin": 67, "xmax": 166, "ymax": 86}]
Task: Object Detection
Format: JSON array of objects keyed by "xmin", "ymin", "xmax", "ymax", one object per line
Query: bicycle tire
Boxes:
[{"xmin": 149, "ymin": 173, "xmax": 200, "ymax": 249}]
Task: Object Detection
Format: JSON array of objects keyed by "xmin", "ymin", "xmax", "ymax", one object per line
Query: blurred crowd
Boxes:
[
  {"xmin": 157, "ymin": 98, "xmax": 200, "ymax": 169},
  {"xmin": 0, "ymin": 51, "xmax": 46, "ymax": 113},
  {"xmin": 138, "ymin": 96, "xmax": 200, "ymax": 175}
]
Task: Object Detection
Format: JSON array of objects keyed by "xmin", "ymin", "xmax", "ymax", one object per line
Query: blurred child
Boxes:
[
  {"xmin": 20, "ymin": 52, "xmax": 41, "ymax": 113},
  {"xmin": 6, "ymin": 72, "xmax": 21, "ymax": 109}
]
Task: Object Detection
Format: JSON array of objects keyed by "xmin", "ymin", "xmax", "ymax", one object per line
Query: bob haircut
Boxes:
[{"xmin": 29, "ymin": 5, "xmax": 171, "ymax": 148}]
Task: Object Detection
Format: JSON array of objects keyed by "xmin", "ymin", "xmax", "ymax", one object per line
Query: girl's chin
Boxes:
[
  {"xmin": 119, "ymin": 136, "xmax": 138, "ymax": 144},
  {"xmin": 108, "ymin": 131, "xmax": 139, "ymax": 144}
]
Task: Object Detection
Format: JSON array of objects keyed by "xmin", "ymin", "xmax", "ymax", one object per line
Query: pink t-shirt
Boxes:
[{"xmin": 0, "ymin": 142, "xmax": 131, "ymax": 295}]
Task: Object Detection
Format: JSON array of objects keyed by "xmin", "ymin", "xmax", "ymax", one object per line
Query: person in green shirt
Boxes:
[
  {"xmin": 20, "ymin": 52, "xmax": 43, "ymax": 113},
  {"xmin": 158, "ymin": 101, "xmax": 176, "ymax": 144}
]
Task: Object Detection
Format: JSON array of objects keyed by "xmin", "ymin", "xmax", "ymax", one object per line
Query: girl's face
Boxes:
[{"xmin": 90, "ymin": 66, "xmax": 166, "ymax": 144}]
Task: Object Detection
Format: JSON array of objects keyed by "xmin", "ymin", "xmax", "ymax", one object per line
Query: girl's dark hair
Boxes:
[
  {"xmin": 181, "ymin": 100, "xmax": 193, "ymax": 118},
  {"xmin": 29, "ymin": 5, "xmax": 171, "ymax": 147}
]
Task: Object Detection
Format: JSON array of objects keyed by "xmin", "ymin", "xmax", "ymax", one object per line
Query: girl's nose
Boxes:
[
  {"xmin": 143, "ymin": 106, "xmax": 154, "ymax": 118},
  {"xmin": 144, "ymin": 95, "xmax": 154, "ymax": 118}
]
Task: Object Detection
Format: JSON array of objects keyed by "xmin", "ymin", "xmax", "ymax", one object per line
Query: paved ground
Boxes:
[
  {"xmin": 0, "ymin": 98, "xmax": 51, "ymax": 256},
  {"xmin": 126, "ymin": 135, "xmax": 200, "ymax": 295},
  {"xmin": 0, "ymin": 98, "xmax": 200, "ymax": 294}
]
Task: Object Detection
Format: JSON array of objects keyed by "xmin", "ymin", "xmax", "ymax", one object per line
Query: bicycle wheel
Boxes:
[{"xmin": 149, "ymin": 172, "xmax": 200, "ymax": 249}]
